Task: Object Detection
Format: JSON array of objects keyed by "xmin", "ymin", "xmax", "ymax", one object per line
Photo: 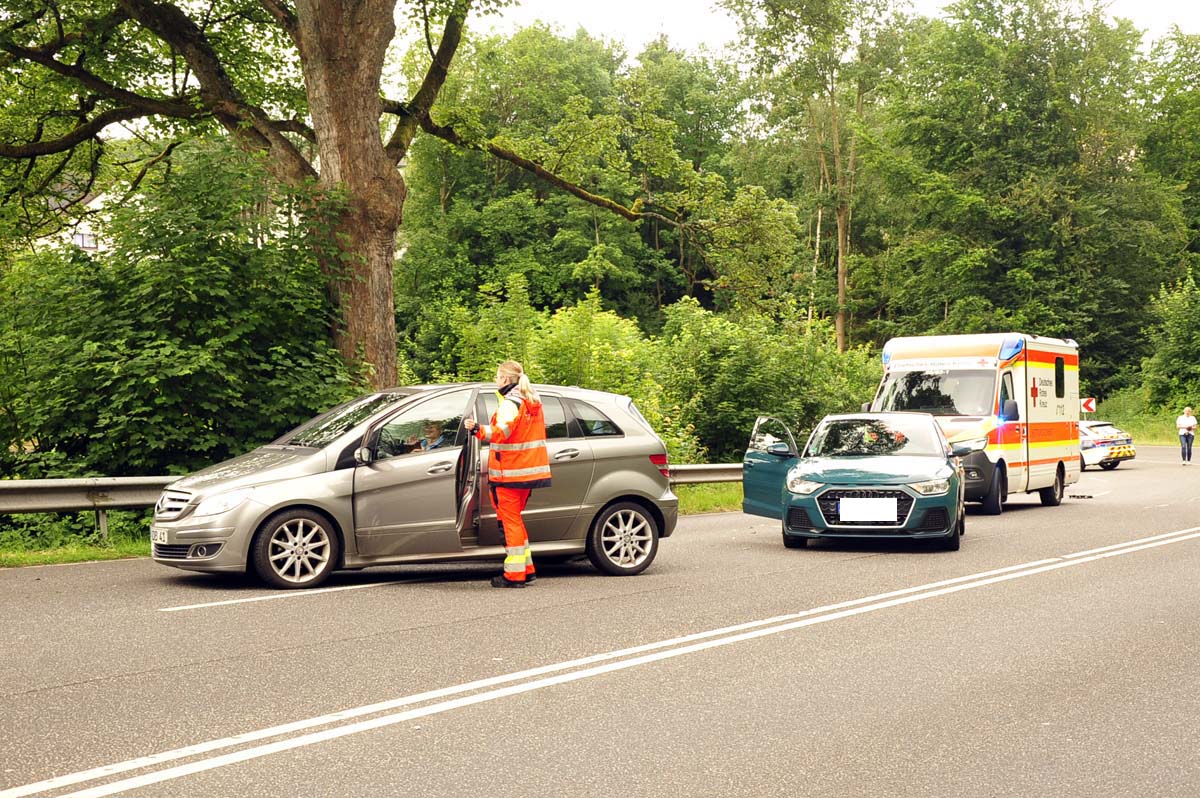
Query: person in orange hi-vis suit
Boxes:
[{"xmin": 464, "ymin": 361, "xmax": 552, "ymax": 588}]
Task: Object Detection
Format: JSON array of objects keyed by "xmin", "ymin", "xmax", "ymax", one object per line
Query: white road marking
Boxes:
[
  {"xmin": 6, "ymin": 526, "xmax": 1199, "ymax": 798},
  {"xmin": 158, "ymin": 581, "xmax": 393, "ymax": 611}
]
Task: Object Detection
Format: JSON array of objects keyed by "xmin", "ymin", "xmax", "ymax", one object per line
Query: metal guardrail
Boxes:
[{"xmin": 0, "ymin": 465, "xmax": 745, "ymax": 539}]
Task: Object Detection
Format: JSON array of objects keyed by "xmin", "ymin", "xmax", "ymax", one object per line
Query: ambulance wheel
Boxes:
[
  {"xmin": 1099, "ymin": 461, "xmax": 1119, "ymax": 471},
  {"xmin": 1039, "ymin": 466, "xmax": 1064, "ymax": 506},
  {"xmin": 981, "ymin": 467, "xmax": 1006, "ymax": 515},
  {"xmin": 586, "ymin": 501, "xmax": 659, "ymax": 576}
]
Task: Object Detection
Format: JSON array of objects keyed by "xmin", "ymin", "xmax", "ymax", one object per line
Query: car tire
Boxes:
[
  {"xmin": 1099, "ymin": 461, "xmax": 1119, "ymax": 471},
  {"xmin": 1039, "ymin": 467, "xmax": 1064, "ymax": 506},
  {"xmin": 782, "ymin": 532, "xmax": 808, "ymax": 549},
  {"xmin": 981, "ymin": 466, "xmax": 1005, "ymax": 515},
  {"xmin": 938, "ymin": 516, "xmax": 963, "ymax": 551},
  {"xmin": 250, "ymin": 509, "xmax": 340, "ymax": 589},
  {"xmin": 1079, "ymin": 455, "xmax": 1086, "ymax": 472},
  {"xmin": 586, "ymin": 501, "xmax": 659, "ymax": 576}
]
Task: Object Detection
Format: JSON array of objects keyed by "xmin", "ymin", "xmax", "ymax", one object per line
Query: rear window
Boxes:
[{"xmin": 570, "ymin": 400, "xmax": 623, "ymax": 437}]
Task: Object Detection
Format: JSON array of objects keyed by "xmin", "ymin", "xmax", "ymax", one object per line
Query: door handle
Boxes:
[
  {"xmin": 427, "ymin": 462, "xmax": 454, "ymax": 474},
  {"xmin": 554, "ymin": 448, "xmax": 581, "ymax": 460}
]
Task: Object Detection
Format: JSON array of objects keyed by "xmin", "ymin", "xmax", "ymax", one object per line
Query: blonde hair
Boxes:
[{"xmin": 496, "ymin": 360, "xmax": 539, "ymax": 403}]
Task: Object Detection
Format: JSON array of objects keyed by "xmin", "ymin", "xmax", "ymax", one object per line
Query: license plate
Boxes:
[
  {"xmin": 151, "ymin": 527, "xmax": 168, "ymax": 544},
  {"xmin": 839, "ymin": 497, "xmax": 897, "ymax": 522}
]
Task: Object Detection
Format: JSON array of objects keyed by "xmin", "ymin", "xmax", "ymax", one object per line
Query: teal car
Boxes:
[{"xmin": 743, "ymin": 413, "xmax": 976, "ymax": 551}]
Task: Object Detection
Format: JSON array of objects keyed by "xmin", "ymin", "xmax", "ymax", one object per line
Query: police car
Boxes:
[{"xmin": 1079, "ymin": 420, "xmax": 1136, "ymax": 471}]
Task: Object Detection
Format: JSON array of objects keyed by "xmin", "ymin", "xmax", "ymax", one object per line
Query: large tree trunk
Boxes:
[{"xmin": 295, "ymin": 0, "xmax": 405, "ymax": 388}]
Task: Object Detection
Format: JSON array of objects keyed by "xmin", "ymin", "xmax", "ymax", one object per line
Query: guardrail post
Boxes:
[{"xmin": 96, "ymin": 509, "xmax": 109, "ymax": 544}]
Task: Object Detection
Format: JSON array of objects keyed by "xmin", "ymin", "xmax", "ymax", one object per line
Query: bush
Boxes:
[{"xmin": 0, "ymin": 141, "xmax": 359, "ymax": 478}]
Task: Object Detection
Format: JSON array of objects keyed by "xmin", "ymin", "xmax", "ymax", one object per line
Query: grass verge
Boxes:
[
  {"xmin": 675, "ymin": 481, "xmax": 743, "ymax": 514},
  {"xmin": 0, "ymin": 539, "xmax": 148, "ymax": 568}
]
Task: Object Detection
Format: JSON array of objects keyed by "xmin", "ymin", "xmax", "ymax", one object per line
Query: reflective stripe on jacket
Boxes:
[{"xmin": 477, "ymin": 391, "xmax": 552, "ymax": 489}]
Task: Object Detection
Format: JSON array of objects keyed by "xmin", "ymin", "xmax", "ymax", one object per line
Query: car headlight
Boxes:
[
  {"xmin": 787, "ymin": 475, "xmax": 823, "ymax": 495},
  {"xmin": 193, "ymin": 488, "xmax": 253, "ymax": 517},
  {"xmin": 909, "ymin": 478, "xmax": 951, "ymax": 496}
]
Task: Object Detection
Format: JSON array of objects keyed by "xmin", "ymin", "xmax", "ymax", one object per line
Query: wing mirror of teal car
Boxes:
[
  {"xmin": 949, "ymin": 438, "xmax": 988, "ymax": 457},
  {"xmin": 766, "ymin": 441, "xmax": 797, "ymax": 458}
]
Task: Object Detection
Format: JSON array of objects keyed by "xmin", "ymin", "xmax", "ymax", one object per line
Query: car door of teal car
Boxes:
[{"xmin": 743, "ymin": 416, "xmax": 799, "ymax": 519}]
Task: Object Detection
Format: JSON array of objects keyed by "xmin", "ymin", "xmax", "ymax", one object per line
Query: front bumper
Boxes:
[
  {"xmin": 958, "ymin": 451, "xmax": 996, "ymax": 501},
  {"xmin": 781, "ymin": 486, "xmax": 959, "ymax": 542},
  {"xmin": 150, "ymin": 502, "xmax": 261, "ymax": 573}
]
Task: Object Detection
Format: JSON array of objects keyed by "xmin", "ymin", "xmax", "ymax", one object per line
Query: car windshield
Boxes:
[
  {"xmin": 806, "ymin": 417, "xmax": 943, "ymax": 458},
  {"xmin": 275, "ymin": 392, "xmax": 409, "ymax": 448},
  {"xmin": 874, "ymin": 369, "xmax": 996, "ymax": 416}
]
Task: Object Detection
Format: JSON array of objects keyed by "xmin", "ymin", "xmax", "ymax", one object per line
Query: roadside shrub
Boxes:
[{"xmin": 0, "ymin": 141, "xmax": 359, "ymax": 478}]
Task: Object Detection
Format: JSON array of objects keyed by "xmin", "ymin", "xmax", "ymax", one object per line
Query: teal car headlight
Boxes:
[
  {"xmin": 909, "ymin": 478, "xmax": 951, "ymax": 496},
  {"xmin": 193, "ymin": 488, "xmax": 253, "ymax": 517},
  {"xmin": 787, "ymin": 475, "xmax": 823, "ymax": 495}
]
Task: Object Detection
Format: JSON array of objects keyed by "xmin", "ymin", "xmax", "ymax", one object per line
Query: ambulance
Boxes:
[{"xmin": 868, "ymin": 333, "xmax": 1080, "ymax": 514}]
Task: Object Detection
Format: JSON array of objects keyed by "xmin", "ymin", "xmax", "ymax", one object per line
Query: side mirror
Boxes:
[
  {"xmin": 354, "ymin": 446, "xmax": 374, "ymax": 465},
  {"xmin": 1000, "ymin": 399, "xmax": 1019, "ymax": 422},
  {"xmin": 861, "ymin": 402, "xmax": 870, "ymax": 412},
  {"xmin": 950, "ymin": 439, "xmax": 988, "ymax": 457},
  {"xmin": 766, "ymin": 441, "xmax": 796, "ymax": 458}
]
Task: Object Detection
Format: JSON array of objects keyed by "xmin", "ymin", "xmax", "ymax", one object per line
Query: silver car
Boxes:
[{"xmin": 150, "ymin": 384, "xmax": 678, "ymax": 588}]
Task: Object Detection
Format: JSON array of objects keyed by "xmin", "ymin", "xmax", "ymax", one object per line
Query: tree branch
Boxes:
[
  {"xmin": 256, "ymin": 0, "xmax": 300, "ymax": 47},
  {"xmin": 116, "ymin": 0, "xmax": 316, "ymax": 184},
  {"xmin": 420, "ymin": 116, "xmax": 680, "ymax": 227},
  {"xmin": 0, "ymin": 106, "xmax": 147, "ymax": 158},
  {"xmin": 0, "ymin": 40, "xmax": 201, "ymax": 118},
  {"xmin": 384, "ymin": 0, "xmax": 470, "ymax": 162}
]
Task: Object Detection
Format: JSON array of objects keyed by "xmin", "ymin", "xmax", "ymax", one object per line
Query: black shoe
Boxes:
[
  {"xmin": 524, "ymin": 573, "xmax": 537, "ymax": 584},
  {"xmin": 491, "ymin": 575, "xmax": 525, "ymax": 588}
]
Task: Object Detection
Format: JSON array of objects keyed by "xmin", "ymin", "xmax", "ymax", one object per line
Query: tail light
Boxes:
[{"xmin": 649, "ymin": 453, "xmax": 670, "ymax": 479}]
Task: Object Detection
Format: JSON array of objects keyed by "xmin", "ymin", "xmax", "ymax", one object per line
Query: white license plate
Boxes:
[
  {"xmin": 151, "ymin": 527, "xmax": 168, "ymax": 544},
  {"xmin": 839, "ymin": 497, "xmax": 897, "ymax": 522}
]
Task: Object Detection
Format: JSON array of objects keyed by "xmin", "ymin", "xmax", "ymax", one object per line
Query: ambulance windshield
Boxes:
[{"xmin": 873, "ymin": 369, "xmax": 996, "ymax": 417}]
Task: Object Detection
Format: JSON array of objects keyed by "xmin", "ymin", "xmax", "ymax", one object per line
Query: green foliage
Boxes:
[
  {"xmin": 649, "ymin": 299, "xmax": 881, "ymax": 460},
  {"xmin": 0, "ymin": 141, "xmax": 359, "ymax": 477},
  {"xmin": 1140, "ymin": 268, "xmax": 1200, "ymax": 409},
  {"xmin": 0, "ymin": 509, "xmax": 149, "ymax": 552}
]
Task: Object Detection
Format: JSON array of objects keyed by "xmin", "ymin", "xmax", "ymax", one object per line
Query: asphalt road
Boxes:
[{"xmin": 2, "ymin": 446, "xmax": 1199, "ymax": 798}]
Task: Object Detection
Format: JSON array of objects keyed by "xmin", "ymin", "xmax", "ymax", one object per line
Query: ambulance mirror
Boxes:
[{"xmin": 1001, "ymin": 399, "xmax": 1019, "ymax": 422}]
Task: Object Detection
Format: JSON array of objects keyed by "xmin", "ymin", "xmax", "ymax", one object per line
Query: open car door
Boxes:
[
  {"xmin": 456, "ymin": 431, "xmax": 481, "ymax": 544},
  {"xmin": 743, "ymin": 416, "xmax": 799, "ymax": 519}
]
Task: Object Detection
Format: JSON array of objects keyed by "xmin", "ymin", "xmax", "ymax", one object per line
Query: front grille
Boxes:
[
  {"xmin": 153, "ymin": 543, "xmax": 191, "ymax": 559},
  {"xmin": 916, "ymin": 507, "xmax": 949, "ymax": 531},
  {"xmin": 154, "ymin": 489, "xmax": 192, "ymax": 520},
  {"xmin": 786, "ymin": 507, "xmax": 816, "ymax": 530},
  {"xmin": 816, "ymin": 489, "xmax": 913, "ymax": 527}
]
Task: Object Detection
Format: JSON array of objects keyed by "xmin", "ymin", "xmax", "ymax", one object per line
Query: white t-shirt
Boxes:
[{"xmin": 1177, "ymin": 414, "xmax": 1197, "ymax": 433}]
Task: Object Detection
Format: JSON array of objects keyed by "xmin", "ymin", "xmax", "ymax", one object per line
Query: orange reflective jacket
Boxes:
[{"xmin": 476, "ymin": 391, "xmax": 552, "ymax": 489}]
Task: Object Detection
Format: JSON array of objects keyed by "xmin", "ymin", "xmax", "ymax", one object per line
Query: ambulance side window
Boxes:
[{"xmin": 1055, "ymin": 357, "xmax": 1065, "ymax": 398}]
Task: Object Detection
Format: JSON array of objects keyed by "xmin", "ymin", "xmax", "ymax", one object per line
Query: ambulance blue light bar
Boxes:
[{"xmin": 998, "ymin": 335, "xmax": 1025, "ymax": 360}]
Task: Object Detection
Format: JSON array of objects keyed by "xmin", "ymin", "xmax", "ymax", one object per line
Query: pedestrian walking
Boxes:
[
  {"xmin": 464, "ymin": 361, "xmax": 551, "ymax": 587},
  {"xmin": 1176, "ymin": 406, "xmax": 1197, "ymax": 465}
]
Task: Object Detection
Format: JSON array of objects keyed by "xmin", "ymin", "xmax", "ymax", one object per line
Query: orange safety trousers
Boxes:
[{"xmin": 494, "ymin": 486, "xmax": 535, "ymax": 583}]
